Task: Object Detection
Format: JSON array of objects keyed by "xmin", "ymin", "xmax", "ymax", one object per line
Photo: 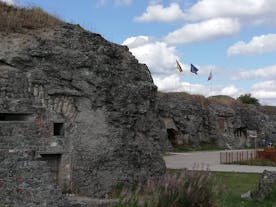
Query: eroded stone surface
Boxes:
[
  {"xmin": 253, "ymin": 170, "xmax": 276, "ymax": 200},
  {"xmin": 0, "ymin": 23, "xmax": 166, "ymax": 205},
  {"xmin": 157, "ymin": 92, "xmax": 276, "ymax": 149}
]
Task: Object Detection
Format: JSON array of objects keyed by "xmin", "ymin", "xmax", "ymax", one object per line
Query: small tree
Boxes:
[{"xmin": 237, "ymin": 93, "xmax": 260, "ymax": 105}]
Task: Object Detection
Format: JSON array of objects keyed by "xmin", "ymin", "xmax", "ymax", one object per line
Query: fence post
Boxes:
[
  {"xmin": 240, "ymin": 152, "xmax": 242, "ymax": 164},
  {"xmin": 250, "ymin": 152, "xmax": 253, "ymax": 165},
  {"xmin": 226, "ymin": 152, "xmax": 228, "ymax": 164}
]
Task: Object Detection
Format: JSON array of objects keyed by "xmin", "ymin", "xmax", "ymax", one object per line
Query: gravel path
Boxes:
[{"xmin": 164, "ymin": 150, "xmax": 276, "ymax": 173}]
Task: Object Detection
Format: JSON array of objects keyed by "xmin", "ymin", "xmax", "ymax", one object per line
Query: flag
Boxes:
[
  {"xmin": 208, "ymin": 71, "xmax": 212, "ymax": 81},
  {"xmin": 190, "ymin": 64, "xmax": 199, "ymax": 75},
  {"xmin": 176, "ymin": 60, "xmax": 183, "ymax": 72}
]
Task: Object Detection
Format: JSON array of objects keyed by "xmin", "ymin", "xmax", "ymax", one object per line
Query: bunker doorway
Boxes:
[
  {"xmin": 40, "ymin": 154, "xmax": 61, "ymax": 184},
  {"xmin": 167, "ymin": 128, "xmax": 177, "ymax": 145}
]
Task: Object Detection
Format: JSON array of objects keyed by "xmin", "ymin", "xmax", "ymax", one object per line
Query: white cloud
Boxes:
[
  {"xmin": 153, "ymin": 74, "xmax": 189, "ymax": 92},
  {"xmin": 152, "ymin": 74, "xmax": 213, "ymax": 96},
  {"xmin": 153, "ymin": 74, "xmax": 241, "ymax": 98},
  {"xmin": 122, "ymin": 36, "xmax": 243, "ymax": 100},
  {"xmin": 185, "ymin": 0, "xmax": 276, "ymax": 25},
  {"xmin": 199, "ymin": 65, "xmax": 219, "ymax": 76},
  {"xmin": 135, "ymin": 0, "xmax": 276, "ymax": 25},
  {"xmin": 164, "ymin": 18, "xmax": 240, "ymax": 45},
  {"xmin": 133, "ymin": 1, "xmax": 276, "ymax": 47},
  {"xmin": 234, "ymin": 65, "xmax": 276, "ymax": 80},
  {"xmin": 123, "ymin": 36, "xmax": 185, "ymax": 76},
  {"xmin": 134, "ymin": 3, "xmax": 185, "ymax": 22},
  {"xmin": 251, "ymin": 80, "xmax": 276, "ymax": 105},
  {"xmin": 227, "ymin": 34, "xmax": 276, "ymax": 56},
  {"xmin": 0, "ymin": 0, "xmax": 15, "ymax": 5},
  {"xmin": 122, "ymin": 36, "xmax": 151, "ymax": 48},
  {"xmin": 221, "ymin": 85, "xmax": 239, "ymax": 97},
  {"xmin": 252, "ymin": 80, "xmax": 276, "ymax": 91}
]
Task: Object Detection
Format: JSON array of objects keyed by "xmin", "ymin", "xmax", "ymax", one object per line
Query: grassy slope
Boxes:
[{"xmin": 0, "ymin": 2, "xmax": 63, "ymax": 32}]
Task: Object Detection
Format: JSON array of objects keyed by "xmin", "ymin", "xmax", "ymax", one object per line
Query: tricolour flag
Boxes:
[
  {"xmin": 176, "ymin": 60, "xmax": 183, "ymax": 72},
  {"xmin": 208, "ymin": 71, "xmax": 212, "ymax": 81},
  {"xmin": 190, "ymin": 64, "xmax": 199, "ymax": 75}
]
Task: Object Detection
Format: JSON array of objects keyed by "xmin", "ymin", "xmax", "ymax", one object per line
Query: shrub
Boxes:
[
  {"xmin": 115, "ymin": 169, "xmax": 217, "ymax": 207},
  {"xmin": 237, "ymin": 93, "xmax": 260, "ymax": 105}
]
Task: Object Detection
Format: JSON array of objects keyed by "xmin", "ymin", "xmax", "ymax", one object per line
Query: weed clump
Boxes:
[{"xmin": 115, "ymin": 169, "xmax": 217, "ymax": 207}]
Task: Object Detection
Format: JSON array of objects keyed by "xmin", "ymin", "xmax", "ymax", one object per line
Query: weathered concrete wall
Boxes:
[
  {"xmin": 157, "ymin": 92, "xmax": 276, "ymax": 150},
  {"xmin": 0, "ymin": 22, "xmax": 166, "ymax": 200},
  {"xmin": 0, "ymin": 150, "xmax": 66, "ymax": 207}
]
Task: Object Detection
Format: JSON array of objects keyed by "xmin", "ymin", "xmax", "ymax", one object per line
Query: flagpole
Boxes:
[
  {"xmin": 208, "ymin": 70, "xmax": 213, "ymax": 96},
  {"xmin": 210, "ymin": 81, "xmax": 214, "ymax": 96},
  {"xmin": 189, "ymin": 62, "xmax": 192, "ymax": 94}
]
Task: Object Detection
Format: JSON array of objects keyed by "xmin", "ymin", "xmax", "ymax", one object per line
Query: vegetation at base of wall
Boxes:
[
  {"xmin": 111, "ymin": 183, "xmax": 125, "ymax": 198},
  {"xmin": 114, "ymin": 171, "xmax": 276, "ymax": 207},
  {"xmin": 0, "ymin": 2, "xmax": 63, "ymax": 32},
  {"xmin": 172, "ymin": 143, "xmax": 222, "ymax": 152},
  {"xmin": 231, "ymin": 158, "xmax": 275, "ymax": 166},
  {"xmin": 114, "ymin": 169, "xmax": 217, "ymax": 207},
  {"xmin": 237, "ymin": 93, "xmax": 260, "ymax": 106},
  {"xmin": 61, "ymin": 184, "xmax": 72, "ymax": 194}
]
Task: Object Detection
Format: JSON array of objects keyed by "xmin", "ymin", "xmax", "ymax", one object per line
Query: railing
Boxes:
[
  {"xmin": 220, "ymin": 150, "xmax": 257, "ymax": 164},
  {"xmin": 257, "ymin": 148, "xmax": 276, "ymax": 162}
]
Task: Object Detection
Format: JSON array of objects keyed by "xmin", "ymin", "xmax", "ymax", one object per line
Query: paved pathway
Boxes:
[{"xmin": 164, "ymin": 150, "xmax": 276, "ymax": 173}]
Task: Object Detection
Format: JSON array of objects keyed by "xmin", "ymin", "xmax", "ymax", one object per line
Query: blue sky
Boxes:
[{"xmin": 3, "ymin": 0, "xmax": 276, "ymax": 105}]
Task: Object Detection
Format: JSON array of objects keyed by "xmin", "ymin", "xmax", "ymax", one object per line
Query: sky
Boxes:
[{"xmin": 2, "ymin": 0, "xmax": 276, "ymax": 106}]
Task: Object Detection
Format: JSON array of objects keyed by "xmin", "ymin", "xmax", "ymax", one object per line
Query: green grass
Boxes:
[
  {"xmin": 161, "ymin": 151, "xmax": 175, "ymax": 156},
  {"xmin": 214, "ymin": 172, "xmax": 276, "ymax": 207},
  {"xmin": 172, "ymin": 143, "xmax": 222, "ymax": 152}
]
